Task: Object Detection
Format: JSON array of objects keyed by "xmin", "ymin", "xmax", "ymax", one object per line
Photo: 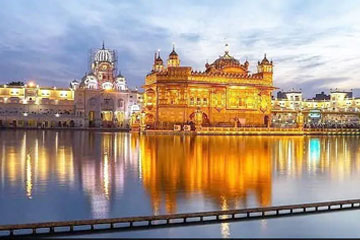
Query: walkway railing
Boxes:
[{"xmin": 1, "ymin": 199, "xmax": 360, "ymax": 238}]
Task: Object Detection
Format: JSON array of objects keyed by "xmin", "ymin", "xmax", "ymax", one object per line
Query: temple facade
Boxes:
[
  {"xmin": 71, "ymin": 43, "xmax": 143, "ymax": 128},
  {"xmin": 0, "ymin": 44, "xmax": 143, "ymax": 129},
  {"xmin": 143, "ymin": 44, "xmax": 275, "ymax": 129}
]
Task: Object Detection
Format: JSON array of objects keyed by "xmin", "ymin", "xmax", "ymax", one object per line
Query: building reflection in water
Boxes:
[
  {"xmin": 1, "ymin": 131, "xmax": 360, "ymax": 224},
  {"xmin": 272, "ymin": 136, "xmax": 360, "ymax": 180},
  {"xmin": 78, "ymin": 132, "xmax": 139, "ymax": 218},
  {"xmin": 139, "ymin": 136, "xmax": 272, "ymax": 214},
  {"xmin": 0, "ymin": 131, "xmax": 76, "ymax": 197}
]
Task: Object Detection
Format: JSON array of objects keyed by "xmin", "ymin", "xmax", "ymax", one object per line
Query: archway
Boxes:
[
  {"xmin": 88, "ymin": 111, "xmax": 95, "ymax": 127},
  {"xmin": 101, "ymin": 111, "xmax": 113, "ymax": 128},
  {"xmin": 189, "ymin": 111, "xmax": 210, "ymax": 126},
  {"xmin": 145, "ymin": 113, "xmax": 155, "ymax": 129}
]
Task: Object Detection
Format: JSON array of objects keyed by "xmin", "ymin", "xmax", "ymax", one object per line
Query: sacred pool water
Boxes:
[{"xmin": 1, "ymin": 130, "xmax": 360, "ymax": 238}]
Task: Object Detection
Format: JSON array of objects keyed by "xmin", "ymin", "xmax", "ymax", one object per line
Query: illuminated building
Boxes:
[
  {"xmin": 272, "ymin": 89, "xmax": 360, "ymax": 127},
  {"xmin": 71, "ymin": 43, "xmax": 143, "ymax": 128},
  {"xmin": 143, "ymin": 44, "xmax": 275, "ymax": 129},
  {"xmin": 0, "ymin": 43, "xmax": 143, "ymax": 128},
  {"xmin": 0, "ymin": 83, "xmax": 77, "ymax": 127}
]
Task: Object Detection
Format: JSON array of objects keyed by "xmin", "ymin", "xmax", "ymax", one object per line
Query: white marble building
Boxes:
[
  {"xmin": 70, "ymin": 43, "xmax": 142, "ymax": 128},
  {"xmin": 0, "ymin": 44, "xmax": 142, "ymax": 129}
]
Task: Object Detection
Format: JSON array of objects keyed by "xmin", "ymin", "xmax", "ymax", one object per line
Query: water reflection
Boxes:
[
  {"xmin": 1, "ymin": 131, "xmax": 360, "ymax": 222},
  {"xmin": 140, "ymin": 136, "xmax": 272, "ymax": 214},
  {"xmin": 273, "ymin": 136, "xmax": 360, "ymax": 180}
]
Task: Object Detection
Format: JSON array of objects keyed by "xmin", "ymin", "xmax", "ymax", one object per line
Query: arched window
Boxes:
[{"xmin": 118, "ymin": 99, "xmax": 124, "ymax": 108}]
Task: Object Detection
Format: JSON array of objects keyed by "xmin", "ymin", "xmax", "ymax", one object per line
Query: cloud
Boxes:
[{"xmin": 0, "ymin": 0, "xmax": 360, "ymax": 97}]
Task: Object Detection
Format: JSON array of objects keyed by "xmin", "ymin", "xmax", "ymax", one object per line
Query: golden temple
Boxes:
[{"xmin": 143, "ymin": 44, "xmax": 275, "ymax": 129}]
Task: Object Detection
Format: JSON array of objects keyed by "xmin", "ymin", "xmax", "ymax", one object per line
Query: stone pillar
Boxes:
[
  {"xmin": 296, "ymin": 112, "xmax": 304, "ymax": 129},
  {"xmin": 112, "ymin": 111, "xmax": 117, "ymax": 128},
  {"xmin": 194, "ymin": 109, "xmax": 203, "ymax": 130},
  {"xmin": 94, "ymin": 111, "xmax": 102, "ymax": 128},
  {"xmin": 267, "ymin": 115, "xmax": 272, "ymax": 128}
]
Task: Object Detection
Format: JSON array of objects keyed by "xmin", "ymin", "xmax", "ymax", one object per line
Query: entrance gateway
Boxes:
[{"xmin": 309, "ymin": 109, "xmax": 321, "ymax": 124}]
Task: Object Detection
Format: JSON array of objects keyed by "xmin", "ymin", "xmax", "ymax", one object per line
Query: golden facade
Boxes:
[{"xmin": 143, "ymin": 45, "xmax": 275, "ymax": 129}]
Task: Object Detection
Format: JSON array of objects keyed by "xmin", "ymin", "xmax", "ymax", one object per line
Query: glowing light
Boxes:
[
  {"xmin": 103, "ymin": 152, "xmax": 110, "ymax": 199},
  {"xmin": 55, "ymin": 113, "xmax": 60, "ymax": 117},
  {"xmin": 309, "ymin": 138, "xmax": 321, "ymax": 163},
  {"xmin": 23, "ymin": 112, "xmax": 28, "ymax": 117},
  {"xmin": 25, "ymin": 154, "xmax": 33, "ymax": 199},
  {"xmin": 104, "ymin": 85, "xmax": 112, "ymax": 90},
  {"xmin": 28, "ymin": 81, "xmax": 35, "ymax": 87}
]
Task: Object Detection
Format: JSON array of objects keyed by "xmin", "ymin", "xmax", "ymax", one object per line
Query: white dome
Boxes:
[
  {"xmin": 70, "ymin": 80, "xmax": 80, "ymax": 90},
  {"xmin": 94, "ymin": 48, "xmax": 113, "ymax": 62},
  {"xmin": 115, "ymin": 75, "xmax": 127, "ymax": 91},
  {"xmin": 116, "ymin": 76, "xmax": 125, "ymax": 82},
  {"xmin": 84, "ymin": 74, "xmax": 98, "ymax": 89}
]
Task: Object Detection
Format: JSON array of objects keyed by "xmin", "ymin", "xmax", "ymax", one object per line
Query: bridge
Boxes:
[{"xmin": 1, "ymin": 199, "xmax": 360, "ymax": 238}]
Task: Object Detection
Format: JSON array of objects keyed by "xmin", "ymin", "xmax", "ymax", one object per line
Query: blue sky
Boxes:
[{"xmin": 0, "ymin": 0, "xmax": 360, "ymax": 97}]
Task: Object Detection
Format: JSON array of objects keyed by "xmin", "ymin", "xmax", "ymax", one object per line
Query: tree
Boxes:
[{"xmin": 7, "ymin": 81, "xmax": 25, "ymax": 86}]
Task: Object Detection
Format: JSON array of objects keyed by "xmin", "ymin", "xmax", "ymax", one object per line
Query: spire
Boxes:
[
  {"xmin": 156, "ymin": 49, "xmax": 162, "ymax": 60},
  {"xmin": 102, "ymin": 41, "xmax": 105, "ymax": 49},
  {"xmin": 117, "ymin": 70, "xmax": 124, "ymax": 78},
  {"xmin": 169, "ymin": 43, "xmax": 178, "ymax": 57},
  {"xmin": 243, "ymin": 58, "xmax": 249, "ymax": 69},
  {"xmin": 153, "ymin": 49, "xmax": 164, "ymax": 72},
  {"xmin": 225, "ymin": 43, "xmax": 229, "ymax": 54}
]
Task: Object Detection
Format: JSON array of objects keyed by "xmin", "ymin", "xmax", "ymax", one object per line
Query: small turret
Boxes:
[
  {"xmin": 257, "ymin": 53, "xmax": 273, "ymax": 82},
  {"xmin": 244, "ymin": 59, "xmax": 249, "ymax": 70},
  {"xmin": 257, "ymin": 53, "xmax": 273, "ymax": 73},
  {"xmin": 167, "ymin": 43, "xmax": 180, "ymax": 67},
  {"xmin": 115, "ymin": 71, "xmax": 127, "ymax": 91},
  {"xmin": 152, "ymin": 49, "xmax": 164, "ymax": 72}
]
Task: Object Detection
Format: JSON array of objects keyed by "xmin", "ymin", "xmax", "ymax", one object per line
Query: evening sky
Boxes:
[{"xmin": 0, "ymin": 0, "xmax": 359, "ymax": 97}]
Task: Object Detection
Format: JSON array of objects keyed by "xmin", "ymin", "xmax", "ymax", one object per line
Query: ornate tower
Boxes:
[
  {"xmin": 115, "ymin": 72, "xmax": 128, "ymax": 91},
  {"xmin": 92, "ymin": 42, "xmax": 116, "ymax": 88},
  {"xmin": 257, "ymin": 54, "xmax": 273, "ymax": 82},
  {"xmin": 152, "ymin": 50, "xmax": 164, "ymax": 72},
  {"xmin": 167, "ymin": 44, "xmax": 180, "ymax": 67}
]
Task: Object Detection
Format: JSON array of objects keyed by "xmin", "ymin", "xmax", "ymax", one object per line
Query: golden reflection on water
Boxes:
[
  {"xmin": 140, "ymin": 136, "xmax": 272, "ymax": 214},
  {"xmin": 1, "ymin": 131, "xmax": 360, "ymax": 220},
  {"xmin": 273, "ymin": 136, "xmax": 360, "ymax": 180}
]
